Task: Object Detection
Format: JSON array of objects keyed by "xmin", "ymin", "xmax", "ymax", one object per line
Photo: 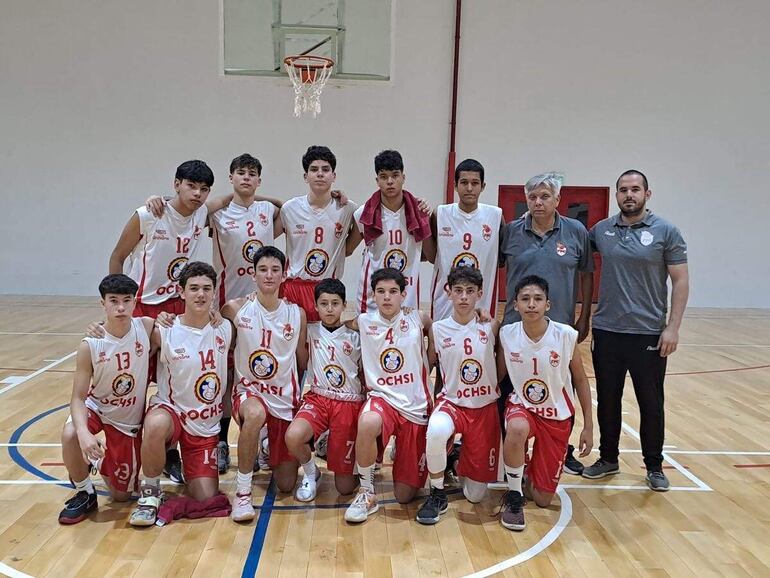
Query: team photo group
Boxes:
[{"xmin": 58, "ymin": 145, "xmax": 689, "ymax": 535}]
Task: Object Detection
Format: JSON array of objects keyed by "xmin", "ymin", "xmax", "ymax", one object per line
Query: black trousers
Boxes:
[{"xmin": 592, "ymin": 328, "xmax": 667, "ymax": 471}]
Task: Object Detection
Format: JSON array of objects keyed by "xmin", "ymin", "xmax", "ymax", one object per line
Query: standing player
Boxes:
[
  {"xmin": 279, "ymin": 146, "xmax": 357, "ymax": 322},
  {"xmin": 59, "ymin": 274, "xmax": 154, "ymax": 524},
  {"xmin": 221, "ymin": 246, "xmax": 308, "ymax": 522},
  {"xmin": 344, "ymin": 268, "xmax": 434, "ymax": 523},
  {"xmin": 347, "ymin": 150, "xmax": 432, "ymax": 313},
  {"xmin": 416, "ymin": 267, "xmax": 501, "ymax": 524},
  {"xmin": 129, "ymin": 262, "xmax": 232, "ymax": 526},
  {"xmin": 497, "ymin": 275, "xmax": 593, "ymax": 531},
  {"xmin": 285, "ymin": 278, "xmax": 364, "ymax": 502},
  {"xmin": 425, "ymin": 159, "xmax": 503, "ymax": 320}
]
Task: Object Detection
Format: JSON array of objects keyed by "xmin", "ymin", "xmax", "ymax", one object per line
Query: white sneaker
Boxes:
[
  {"xmin": 344, "ymin": 490, "xmax": 379, "ymax": 523},
  {"xmin": 295, "ymin": 478, "xmax": 317, "ymax": 502},
  {"xmin": 231, "ymin": 492, "xmax": 256, "ymax": 522},
  {"xmin": 257, "ymin": 427, "xmax": 271, "ymax": 471}
]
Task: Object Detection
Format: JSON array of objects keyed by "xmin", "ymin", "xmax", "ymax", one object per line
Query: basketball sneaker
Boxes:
[
  {"xmin": 646, "ymin": 470, "xmax": 671, "ymax": 492},
  {"xmin": 582, "ymin": 459, "xmax": 620, "ymax": 479},
  {"xmin": 130, "ymin": 483, "xmax": 163, "ymax": 527},
  {"xmin": 231, "ymin": 492, "xmax": 256, "ymax": 522},
  {"xmin": 563, "ymin": 445, "xmax": 584, "ymax": 476},
  {"xmin": 58, "ymin": 490, "xmax": 97, "ymax": 525},
  {"xmin": 256, "ymin": 426, "xmax": 271, "ymax": 471},
  {"xmin": 415, "ymin": 487, "xmax": 448, "ymax": 525},
  {"xmin": 217, "ymin": 441, "xmax": 231, "ymax": 475},
  {"xmin": 344, "ymin": 490, "xmax": 379, "ymax": 523},
  {"xmin": 163, "ymin": 448, "xmax": 185, "ymax": 485},
  {"xmin": 445, "ymin": 441, "xmax": 462, "ymax": 486},
  {"xmin": 295, "ymin": 467, "xmax": 322, "ymax": 502},
  {"xmin": 500, "ymin": 490, "xmax": 526, "ymax": 531}
]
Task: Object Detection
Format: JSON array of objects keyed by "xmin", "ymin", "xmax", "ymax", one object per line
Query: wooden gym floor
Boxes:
[{"xmin": 0, "ymin": 296, "xmax": 768, "ymax": 577}]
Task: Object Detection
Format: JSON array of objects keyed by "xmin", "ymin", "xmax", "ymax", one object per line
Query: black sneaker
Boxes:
[
  {"xmin": 646, "ymin": 470, "xmax": 671, "ymax": 492},
  {"xmin": 563, "ymin": 444, "xmax": 584, "ymax": 476},
  {"xmin": 582, "ymin": 458, "xmax": 620, "ymax": 479},
  {"xmin": 163, "ymin": 448, "xmax": 185, "ymax": 484},
  {"xmin": 500, "ymin": 490, "xmax": 525, "ymax": 531},
  {"xmin": 445, "ymin": 441, "xmax": 462, "ymax": 486},
  {"xmin": 58, "ymin": 490, "xmax": 97, "ymax": 525},
  {"xmin": 416, "ymin": 487, "xmax": 449, "ymax": 525}
]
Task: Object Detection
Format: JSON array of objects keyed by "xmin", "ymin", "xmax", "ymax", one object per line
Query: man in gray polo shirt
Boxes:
[
  {"xmin": 499, "ymin": 172, "xmax": 594, "ymax": 475},
  {"xmin": 582, "ymin": 169, "xmax": 689, "ymax": 491}
]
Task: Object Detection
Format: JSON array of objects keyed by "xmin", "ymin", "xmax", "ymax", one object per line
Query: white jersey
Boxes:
[
  {"xmin": 354, "ymin": 205, "xmax": 423, "ymax": 313},
  {"xmin": 430, "ymin": 203, "xmax": 503, "ymax": 320},
  {"xmin": 126, "ymin": 204, "xmax": 209, "ymax": 305},
  {"xmin": 359, "ymin": 310, "xmax": 432, "ymax": 424},
  {"xmin": 432, "ymin": 317, "xmax": 499, "ymax": 409},
  {"xmin": 233, "ymin": 298, "xmax": 302, "ymax": 421},
  {"xmin": 280, "ymin": 195, "xmax": 356, "ymax": 281},
  {"xmin": 84, "ymin": 318, "xmax": 150, "ymax": 437},
  {"xmin": 211, "ymin": 200, "xmax": 276, "ymax": 304},
  {"xmin": 499, "ymin": 320, "xmax": 578, "ymax": 421},
  {"xmin": 152, "ymin": 320, "xmax": 232, "ymax": 437},
  {"xmin": 307, "ymin": 323, "xmax": 364, "ymax": 402}
]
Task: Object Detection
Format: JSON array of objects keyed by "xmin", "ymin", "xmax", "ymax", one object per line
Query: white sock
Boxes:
[
  {"xmin": 236, "ymin": 471, "xmax": 253, "ymax": 495},
  {"xmin": 429, "ymin": 477, "xmax": 444, "ymax": 490},
  {"xmin": 358, "ymin": 463, "xmax": 375, "ymax": 493},
  {"xmin": 143, "ymin": 476, "xmax": 160, "ymax": 489},
  {"xmin": 505, "ymin": 464, "xmax": 524, "ymax": 494},
  {"xmin": 301, "ymin": 457, "xmax": 317, "ymax": 482},
  {"xmin": 74, "ymin": 476, "xmax": 94, "ymax": 495}
]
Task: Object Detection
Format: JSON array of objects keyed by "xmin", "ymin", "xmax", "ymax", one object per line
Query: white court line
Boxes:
[
  {"xmin": 678, "ymin": 343, "xmax": 770, "ymax": 348},
  {"xmin": 0, "ymin": 331, "xmax": 81, "ymax": 336},
  {"xmin": 0, "ymin": 561, "xmax": 33, "ymax": 578},
  {"xmin": 462, "ymin": 487, "xmax": 572, "ymax": 578},
  {"xmin": 0, "ymin": 479, "xmax": 269, "ymax": 486},
  {"xmin": 0, "ymin": 351, "xmax": 76, "ymax": 396}
]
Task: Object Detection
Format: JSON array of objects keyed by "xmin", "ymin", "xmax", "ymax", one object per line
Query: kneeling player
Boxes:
[
  {"xmin": 285, "ymin": 279, "xmax": 364, "ymax": 501},
  {"xmin": 130, "ymin": 262, "xmax": 232, "ymax": 526},
  {"xmin": 417, "ymin": 267, "xmax": 501, "ymax": 524},
  {"xmin": 59, "ymin": 274, "xmax": 154, "ymax": 524},
  {"xmin": 497, "ymin": 275, "xmax": 593, "ymax": 531},
  {"xmin": 345, "ymin": 268, "xmax": 434, "ymax": 523}
]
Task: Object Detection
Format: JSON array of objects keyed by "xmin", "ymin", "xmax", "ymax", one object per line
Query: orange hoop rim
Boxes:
[{"xmin": 283, "ymin": 55, "xmax": 335, "ymax": 71}]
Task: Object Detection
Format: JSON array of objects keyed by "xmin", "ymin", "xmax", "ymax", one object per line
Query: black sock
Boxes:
[{"xmin": 219, "ymin": 417, "xmax": 231, "ymax": 443}]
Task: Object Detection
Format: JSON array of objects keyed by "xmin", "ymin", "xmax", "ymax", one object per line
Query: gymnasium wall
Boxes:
[{"xmin": 1, "ymin": 0, "xmax": 768, "ymax": 308}]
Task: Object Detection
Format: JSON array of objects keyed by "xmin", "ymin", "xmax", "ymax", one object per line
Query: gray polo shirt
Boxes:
[
  {"xmin": 500, "ymin": 213, "xmax": 593, "ymax": 326},
  {"xmin": 590, "ymin": 211, "xmax": 687, "ymax": 335}
]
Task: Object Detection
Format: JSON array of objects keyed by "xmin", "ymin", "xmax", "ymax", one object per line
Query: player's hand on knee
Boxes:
[
  {"xmin": 85, "ymin": 321, "xmax": 106, "ymax": 338},
  {"xmin": 578, "ymin": 426, "xmax": 593, "ymax": 458},
  {"xmin": 657, "ymin": 326, "xmax": 679, "ymax": 357},
  {"xmin": 155, "ymin": 312, "xmax": 176, "ymax": 328},
  {"xmin": 78, "ymin": 432, "xmax": 104, "ymax": 463},
  {"xmin": 145, "ymin": 195, "xmax": 168, "ymax": 218}
]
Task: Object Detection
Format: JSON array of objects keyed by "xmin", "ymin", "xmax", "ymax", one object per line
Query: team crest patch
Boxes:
[
  {"xmin": 334, "ymin": 222, "xmax": 343, "ymax": 238},
  {"xmin": 324, "ymin": 364, "xmax": 346, "ymax": 388},
  {"xmin": 452, "ymin": 252, "xmax": 479, "ymax": 269},
  {"xmin": 216, "ymin": 335, "xmax": 226, "ymax": 354},
  {"xmin": 640, "ymin": 231, "xmax": 654, "ymax": 246},
  {"xmin": 242, "ymin": 239, "xmax": 263, "ymax": 263},
  {"xmin": 194, "ymin": 372, "xmax": 221, "ymax": 404},
  {"xmin": 549, "ymin": 350, "xmax": 560, "ymax": 367},
  {"xmin": 384, "ymin": 249, "xmax": 407, "ymax": 271},
  {"xmin": 135, "ymin": 341, "xmax": 144, "ymax": 357},
  {"xmin": 112, "ymin": 373, "xmax": 135, "ymax": 397},
  {"xmin": 283, "ymin": 323, "xmax": 295, "ymax": 341},
  {"xmin": 304, "ymin": 249, "xmax": 329, "ymax": 276},
  {"xmin": 167, "ymin": 256, "xmax": 188, "ymax": 281},
  {"xmin": 523, "ymin": 378, "xmax": 549, "ymax": 405},
  {"xmin": 482, "ymin": 224, "xmax": 492, "ymax": 241},
  {"xmin": 249, "ymin": 350, "xmax": 278, "ymax": 380},
  {"xmin": 259, "ymin": 212, "xmax": 269, "ymax": 227},
  {"xmin": 380, "ymin": 348, "xmax": 404, "ymax": 373},
  {"xmin": 193, "ymin": 225, "xmax": 202, "ymax": 240},
  {"xmin": 342, "ymin": 341, "xmax": 353, "ymax": 356},
  {"xmin": 478, "ymin": 330, "xmax": 488, "ymax": 344},
  {"xmin": 400, "ymin": 318, "xmax": 409, "ymax": 333},
  {"xmin": 460, "ymin": 359, "xmax": 482, "ymax": 385},
  {"xmin": 556, "ymin": 242, "xmax": 567, "ymax": 256}
]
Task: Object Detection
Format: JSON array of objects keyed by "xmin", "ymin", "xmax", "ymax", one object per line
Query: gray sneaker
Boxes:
[
  {"xmin": 646, "ymin": 470, "xmax": 670, "ymax": 492},
  {"xmin": 582, "ymin": 459, "xmax": 620, "ymax": 479},
  {"xmin": 500, "ymin": 490, "xmax": 526, "ymax": 531},
  {"xmin": 217, "ymin": 440, "xmax": 230, "ymax": 474}
]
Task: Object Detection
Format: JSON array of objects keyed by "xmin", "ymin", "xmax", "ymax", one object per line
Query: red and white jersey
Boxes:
[
  {"xmin": 233, "ymin": 298, "xmax": 302, "ymax": 421},
  {"xmin": 499, "ymin": 320, "xmax": 578, "ymax": 422},
  {"xmin": 280, "ymin": 195, "xmax": 356, "ymax": 281},
  {"xmin": 354, "ymin": 205, "xmax": 423, "ymax": 313},
  {"xmin": 126, "ymin": 204, "xmax": 208, "ymax": 305},
  {"xmin": 84, "ymin": 318, "xmax": 150, "ymax": 437},
  {"xmin": 359, "ymin": 310, "xmax": 432, "ymax": 424},
  {"xmin": 211, "ymin": 200, "xmax": 276, "ymax": 304},
  {"xmin": 432, "ymin": 317, "xmax": 499, "ymax": 409},
  {"xmin": 430, "ymin": 203, "xmax": 502, "ymax": 320},
  {"xmin": 151, "ymin": 319, "xmax": 232, "ymax": 437},
  {"xmin": 306, "ymin": 323, "xmax": 363, "ymax": 402}
]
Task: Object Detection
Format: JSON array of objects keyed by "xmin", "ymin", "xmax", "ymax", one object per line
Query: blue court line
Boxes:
[{"xmin": 242, "ymin": 477, "xmax": 277, "ymax": 578}]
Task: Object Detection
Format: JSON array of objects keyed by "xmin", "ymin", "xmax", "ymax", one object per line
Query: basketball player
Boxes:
[
  {"xmin": 425, "ymin": 159, "xmax": 503, "ymax": 320},
  {"xmin": 284, "ymin": 278, "xmax": 364, "ymax": 502},
  {"xmin": 58, "ymin": 274, "xmax": 154, "ymax": 524},
  {"xmin": 221, "ymin": 246, "xmax": 308, "ymax": 522},
  {"xmin": 129, "ymin": 262, "xmax": 232, "ymax": 526},
  {"xmin": 497, "ymin": 275, "xmax": 593, "ymax": 531},
  {"xmin": 416, "ymin": 267, "xmax": 501, "ymax": 524},
  {"xmin": 346, "ymin": 150, "xmax": 433, "ymax": 313},
  {"xmin": 344, "ymin": 268, "xmax": 434, "ymax": 523}
]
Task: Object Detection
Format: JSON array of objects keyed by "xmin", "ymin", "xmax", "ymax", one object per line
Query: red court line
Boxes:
[
  {"xmin": 587, "ymin": 363, "xmax": 770, "ymax": 379},
  {"xmin": 733, "ymin": 464, "xmax": 770, "ymax": 469},
  {"xmin": 40, "ymin": 462, "xmax": 65, "ymax": 467}
]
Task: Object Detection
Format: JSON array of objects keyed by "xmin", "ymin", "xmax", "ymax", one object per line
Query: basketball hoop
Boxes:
[{"xmin": 284, "ymin": 55, "xmax": 334, "ymax": 118}]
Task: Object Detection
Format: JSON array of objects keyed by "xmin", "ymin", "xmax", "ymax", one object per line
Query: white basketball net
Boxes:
[{"xmin": 285, "ymin": 58, "xmax": 333, "ymax": 118}]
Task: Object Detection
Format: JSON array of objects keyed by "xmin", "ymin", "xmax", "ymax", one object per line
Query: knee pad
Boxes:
[{"xmin": 426, "ymin": 411, "xmax": 455, "ymax": 473}]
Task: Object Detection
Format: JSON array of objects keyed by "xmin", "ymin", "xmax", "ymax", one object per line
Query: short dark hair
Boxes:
[
  {"xmin": 514, "ymin": 274, "xmax": 549, "ymax": 299},
  {"xmin": 230, "ymin": 153, "xmax": 262, "ymax": 176},
  {"xmin": 374, "ymin": 150, "xmax": 404, "ymax": 174},
  {"xmin": 454, "ymin": 158, "xmax": 485, "ymax": 184},
  {"xmin": 302, "ymin": 145, "xmax": 336, "ymax": 172},
  {"xmin": 175, "ymin": 160, "xmax": 214, "ymax": 187},
  {"xmin": 98, "ymin": 274, "xmax": 138, "ymax": 298},
  {"xmin": 370, "ymin": 268, "xmax": 406, "ymax": 292},
  {"xmin": 179, "ymin": 261, "xmax": 217, "ymax": 289},
  {"xmin": 314, "ymin": 278, "xmax": 346, "ymax": 302},
  {"xmin": 447, "ymin": 267, "xmax": 483, "ymax": 290},
  {"xmin": 252, "ymin": 245, "xmax": 287, "ymax": 270},
  {"xmin": 616, "ymin": 169, "xmax": 649, "ymax": 191}
]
